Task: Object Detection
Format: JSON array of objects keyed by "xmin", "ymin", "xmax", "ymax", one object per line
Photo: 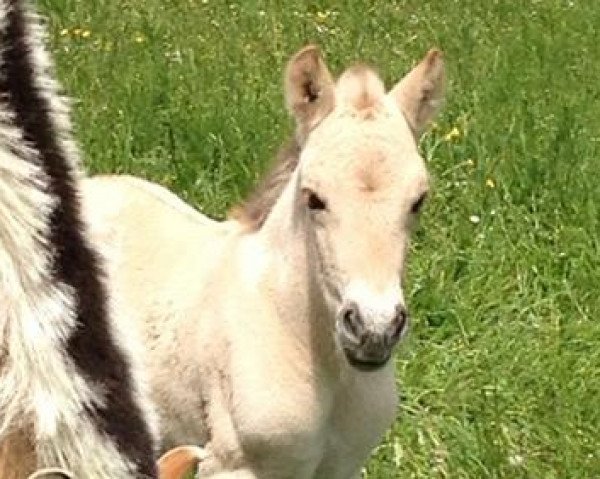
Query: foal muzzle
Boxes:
[{"xmin": 337, "ymin": 301, "xmax": 408, "ymax": 371}]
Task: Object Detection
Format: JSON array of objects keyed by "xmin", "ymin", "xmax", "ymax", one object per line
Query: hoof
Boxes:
[{"xmin": 158, "ymin": 445, "xmax": 207, "ymax": 479}]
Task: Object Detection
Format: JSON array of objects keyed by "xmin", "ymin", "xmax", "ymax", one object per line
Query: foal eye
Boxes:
[
  {"xmin": 410, "ymin": 193, "xmax": 427, "ymax": 214},
  {"xmin": 307, "ymin": 192, "xmax": 327, "ymax": 211}
]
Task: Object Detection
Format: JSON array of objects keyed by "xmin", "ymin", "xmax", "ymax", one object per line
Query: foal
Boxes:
[
  {"xmin": 83, "ymin": 45, "xmax": 445, "ymax": 478},
  {"xmin": 0, "ymin": 1, "xmax": 157, "ymax": 476}
]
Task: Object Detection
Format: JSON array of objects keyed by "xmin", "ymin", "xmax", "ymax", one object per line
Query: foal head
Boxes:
[{"xmin": 286, "ymin": 46, "xmax": 444, "ymax": 371}]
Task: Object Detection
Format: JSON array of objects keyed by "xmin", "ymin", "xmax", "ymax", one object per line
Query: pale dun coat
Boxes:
[{"xmin": 83, "ymin": 46, "xmax": 445, "ymax": 478}]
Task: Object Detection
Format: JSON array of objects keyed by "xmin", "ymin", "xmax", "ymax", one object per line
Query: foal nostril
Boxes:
[
  {"xmin": 386, "ymin": 304, "xmax": 408, "ymax": 345},
  {"xmin": 395, "ymin": 304, "xmax": 408, "ymax": 327},
  {"xmin": 341, "ymin": 302, "xmax": 364, "ymax": 340}
]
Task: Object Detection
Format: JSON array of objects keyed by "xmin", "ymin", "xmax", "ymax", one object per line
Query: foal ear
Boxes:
[
  {"xmin": 157, "ymin": 445, "xmax": 207, "ymax": 479},
  {"xmin": 390, "ymin": 49, "xmax": 445, "ymax": 136},
  {"xmin": 285, "ymin": 45, "xmax": 335, "ymax": 142}
]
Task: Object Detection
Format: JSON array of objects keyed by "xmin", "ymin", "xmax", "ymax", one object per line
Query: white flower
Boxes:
[{"xmin": 508, "ymin": 453, "xmax": 524, "ymax": 466}]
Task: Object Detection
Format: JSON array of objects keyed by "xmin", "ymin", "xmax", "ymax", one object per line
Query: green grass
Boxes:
[{"xmin": 38, "ymin": 0, "xmax": 600, "ymax": 477}]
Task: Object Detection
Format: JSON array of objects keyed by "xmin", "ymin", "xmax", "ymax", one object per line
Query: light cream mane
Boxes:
[{"xmin": 229, "ymin": 138, "xmax": 301, "ymax": 229}]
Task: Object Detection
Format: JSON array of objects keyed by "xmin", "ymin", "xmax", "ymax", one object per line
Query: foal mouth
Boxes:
[{"xmin": 343, "ymin": 348, "xmax": 391, "ymax": 372}]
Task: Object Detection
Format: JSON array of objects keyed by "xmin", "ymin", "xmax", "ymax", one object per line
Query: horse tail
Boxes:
[{"xmin": 0, "ymin": 1, "xmax": 157, "ymax": 476}]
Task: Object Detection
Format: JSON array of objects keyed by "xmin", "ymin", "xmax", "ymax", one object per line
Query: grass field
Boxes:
[{"xmin": 38, "ymin": 0, "xmax": 600, "ymax": 477}]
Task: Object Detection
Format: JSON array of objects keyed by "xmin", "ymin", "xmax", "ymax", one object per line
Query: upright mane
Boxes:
[
  {"xmin": 229, "ymin": 137, "xmax": 301, "ymax": 229},
  {"xmin": 0, "ymin": 1, "xmax": 157, "ymax": 477}
]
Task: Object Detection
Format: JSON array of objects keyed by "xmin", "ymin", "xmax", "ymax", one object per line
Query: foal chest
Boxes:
[{"xmin": 228, "ymin": 357, "xmax": 398, "ymax": 478}]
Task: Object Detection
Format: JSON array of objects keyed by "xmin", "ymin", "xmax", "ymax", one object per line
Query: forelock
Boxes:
[{"xmin": 336, "ymin": 65, "xmax": 385, "ymax": 119}]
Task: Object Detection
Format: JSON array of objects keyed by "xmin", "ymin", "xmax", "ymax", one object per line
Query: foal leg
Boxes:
[{"xmin": 194, "ymin": 451, "xmax": 259, "ymax": 479}]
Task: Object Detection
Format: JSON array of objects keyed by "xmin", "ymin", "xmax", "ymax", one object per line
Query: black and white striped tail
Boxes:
[{"xmin": 0, "ymin": 1, "xmax": 157, "ymax": 476}]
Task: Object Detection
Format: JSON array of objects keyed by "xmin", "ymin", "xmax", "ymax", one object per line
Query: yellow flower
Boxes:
[
  {"xmin": 59, "ymin": 28, "xmax": 69, "ymax": 36},
  {"xmin": 135, "ymin": 34, "xmax": 145, "ymax": 43},
  {"xmin": 315, "ymin": 11, "xmax": 329, "ymax": 23},
  {"xmin": 72, "ymin": 28, "xmax": 82, "ymax": 36},
  {"xmin": 81, "ymin": 30, "xmax": 91, "ymax": 38},
  {"xmin": 444, "ymin": 126, "xmax": 460, "ymax": 141},
  {"xmin": 485, "ymin": 178, "xmax": 496, "ymax": 188}
]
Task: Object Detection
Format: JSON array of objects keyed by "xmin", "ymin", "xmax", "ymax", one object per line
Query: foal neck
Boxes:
[{"xmin": 250, "ymin": 172, "xmax": 339, "ymax": 369}]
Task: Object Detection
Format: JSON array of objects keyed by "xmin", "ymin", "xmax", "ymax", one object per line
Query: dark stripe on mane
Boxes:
[
  {"xmin": 229, "ymin": 138, "xmax": 301, "ymax": 229},
  {"xmin": 0, "ymin": 2, "xmax": 156, "ymax": 475}
]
